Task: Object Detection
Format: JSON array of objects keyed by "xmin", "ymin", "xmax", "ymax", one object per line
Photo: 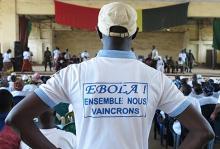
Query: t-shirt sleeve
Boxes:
[
  {"xmin": 157, "ymin": 74, "xmax": 191, "ymax": 117},
  {"xmin": 34, "ymin": 66, "xmax": 74, "ymax": 108}
]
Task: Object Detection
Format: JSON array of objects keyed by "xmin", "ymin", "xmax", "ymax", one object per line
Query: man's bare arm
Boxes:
[
  {"xmin": 5, "ymin": 93, "xmax": 58, "ymax": 149},
  {"xmin": 211, "ymin": 104, "xmax": 220, "ymax": 120},
  {"xmin": 177, "ymin": 105, "xmax": 214, "ymax": 149}
]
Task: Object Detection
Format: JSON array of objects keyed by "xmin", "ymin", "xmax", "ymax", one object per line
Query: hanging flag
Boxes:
[
  {"xmin": 54, "ymin": 1, "xmax": 189, "ymax": 32},
  {"xmin": 213, "ymin": 18, "xmax": 220, "ymax": 50},
  {"xmin": 142, "ymin": 2, "xmax": 189, "ymax": 31},
  {"xmin": 55, "ymin": 0, "xmax": 100, "ymax": 31}
]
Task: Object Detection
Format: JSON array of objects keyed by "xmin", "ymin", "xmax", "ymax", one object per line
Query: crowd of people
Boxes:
[
  {"xmin": 0, "ymin": 71, "xmax": 219, "ymax": 148},
  {"xmin": 0, "ymin": 2, "xmax": 218, "ymax": 149},
  {"xmin": 142, "ymin": 46, "xmax": 195, "ymax": 74},
  {"xmin": 0, "ymin": 72, "xmax": 76, "ymax": 148},
  {"xmin": 154, "ymin": 74, "xmax": 220, "ymax": 148},
  {"xmin": 0, "ymin": 47, "xmax": 90, "ymax": 74}
]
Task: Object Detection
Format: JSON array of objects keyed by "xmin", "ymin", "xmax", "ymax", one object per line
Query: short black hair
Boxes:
[
  {"xmin": 213, "ymin": 83, "xmax": 220, "ymax": 92},
  {"xmin": 193, "ymin": 83, "xmax": 203, "ymax": 95},
  {"xmin": 181, "ymin": 84, "xmax": 192, "ymax": 96},
  {"xmin": 0, "ymin": 89, "xmax": 13, "ymax": 112},
  {"xmin": 11, "ymin": 75, "xmax": 17, "ymax": 82}
]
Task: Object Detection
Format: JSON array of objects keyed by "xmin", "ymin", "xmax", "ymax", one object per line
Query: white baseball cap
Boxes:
[{"xmin": 98, "ymin": 2, "xmax": 137, "ymax": 38}]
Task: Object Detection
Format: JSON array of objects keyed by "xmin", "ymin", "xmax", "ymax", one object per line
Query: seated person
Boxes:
[
  {"xmin": 0, "ymin": 89, "xmax": 20, "ymax": 148},
  {"xmin": 22, "ymin": 73, "xmax": 42, "ymax": 94},
  {"xmin": 20, "ymin": 109, "xmax": 76, "ymax": 149},
  {"xmin": 11, "ymin": 79, "xmax": 26, "ymax": 105},
  {"xmin": 180, "ymin": 84, "xmax": 201, "ymax": 113},
  {"xmin": 11, "ymin": 79, "xmax": 26, "ymax": 97},
  {"xmin": 0, "ymin": 77, "xmax": 9, "ymax": 91},
  {"xmin": 191, "ymin": 83, "xmax": 204, "ymax": 99}
]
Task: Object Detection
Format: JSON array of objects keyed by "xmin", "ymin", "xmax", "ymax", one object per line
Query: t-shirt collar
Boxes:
[{"xmin": 97, "ymin": 50, "xmax": 136, "ymax": 59}]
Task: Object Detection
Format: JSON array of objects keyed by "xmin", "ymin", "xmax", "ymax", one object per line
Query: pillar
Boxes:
[{"xmin": 0, "ymin": 0, "xmax": 19, "ymax": 54}]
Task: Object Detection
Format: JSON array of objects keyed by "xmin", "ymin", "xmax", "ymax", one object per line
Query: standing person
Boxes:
[
  {"xmin": 167, "ymin": 56, "xmax": 175, "ymax": 73},
  {"xmin": 22, "ymin": 47, "xmax": 32, "ymax": 72},
  {"xmin": 188, "ymin": 50, "xmax": 195, "ymax": 73},
  {"xmin": 6, "ymin": 2, "xmax": 214, "ymax": 149},
  {"xmin": 156, "ymin": 56, "xmax": 164, "ymax": 72},
  {"xmin": 0, "ymin": 52, "xmax": 3, "ymax": 71},
  {"xmin": 44, "ymin": 47, "xmax": 52, "ymax": 72},
  {"xmin": 151, "ymin": 45, "xmax": 158, "ymax": 69},
  {"xmin": 178, "ymin": 57, "xmax": 184, "ymax": 73},
  {"xmin": 64, "ymin": 48, "xmax": 71, "ymax": 65},
  {"xmin": 163, "ymin": 55, "xmax": 168, "ymax": 73},
  {"xmin": 178, "ymin": 50, "xmax": 187, "ymax": 73},
  {"xmin": 80, "ymin": 50, "xmax": 90, "ymax": 61},
  {"xmin": 53, "ymin": 47, "xmax": 61, "ymax": 68},
  {"xmin": 3, "ymin": 49, "xmax": 13, "ymax": 73}
]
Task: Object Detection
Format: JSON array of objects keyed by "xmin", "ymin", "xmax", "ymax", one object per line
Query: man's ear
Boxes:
[
  {"xmin": 96, "ymin": 27, "xmax": 103, "ymax": 39},
  {"xmin": 131, "ymin": 27, "xmax": 139, "ymax": 40}
]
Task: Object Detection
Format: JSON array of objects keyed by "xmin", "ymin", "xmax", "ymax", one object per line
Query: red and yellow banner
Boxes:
[{"xmin": 55, "ymin": 0, "xmax": 99, "ymax": 31}]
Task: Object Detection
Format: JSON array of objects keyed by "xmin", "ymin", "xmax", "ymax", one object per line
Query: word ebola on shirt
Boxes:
[{"xmin": 83, "ymin": 82, "xmax": 148, "ymax": 118}]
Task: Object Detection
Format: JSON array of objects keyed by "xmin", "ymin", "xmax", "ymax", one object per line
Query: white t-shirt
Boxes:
[
  {"xmin": 187, "ymin": 95, "xmax": 201, "ymax": 113},
  {"xmin": 35, "ymin": 50, "xmax": 190, "ymax": 149},
  {"xmin": 20, "ymin": 128, "xmax": 76, "ymax": 149},
  {"xmin": 157, "ymin": 58, "xmax": 164, "ymax": 72},
  {"xmin": 80, "ymin": 51, "xmax": 90, "ymax": 61},
  {"xmin": 53, "ymin": 49, "xmax": 61, "ymax": 59},
  {"xmin": 3, "ymin": 53, "xmax": 12, "ymax": 62},
  {"xmin": 213, "ymin": 92, "xmax": 219, "ymax": 99},
  {"xmin": 23, "ymin": 51, "xmax": 31, "ymax": 60},
  {"xmin": 65, "ymin": 52, "xmax": 71, "ymax": 60},
  {"xmin": 22, "ymin": 84, "xmax": 38, "ymax": 94},
  {"xmin": 151, "ymin": 49, "xmax": 158, "ymax": 60},
  {"xmin": 11, "ymin": 91, "xmax": 26, "ymax": 97},
  {"xmin": 179, "ymin": 53, "xmax": 186, "ymax": 63},
  {"xmin": 199, "ymin": 96, "xmax": 219, "ymax": 106}
]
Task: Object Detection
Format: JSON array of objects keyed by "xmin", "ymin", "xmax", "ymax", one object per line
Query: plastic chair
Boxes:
[
  {"xmin": 169, "ymin": 119, "xmax": 181, "ymax": 149},
  {"xmin": 154, "ymin": 110, "xmax": 166, "ymax": 146},
  {"xmin": 62, "ymin": 122, "xmax": 76, "ymax": 134}
]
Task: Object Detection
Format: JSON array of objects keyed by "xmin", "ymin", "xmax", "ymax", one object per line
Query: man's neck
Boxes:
[{"xmin": 102, "ymin": 36, "xmax": 131, "ymax": 51}]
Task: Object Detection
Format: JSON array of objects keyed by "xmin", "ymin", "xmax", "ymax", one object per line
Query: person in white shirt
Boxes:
[
  {"xmin": 11, "ymin": 79, "xmax": 26, "ymax": 97},
  {"xmin": 6, "ymin": 2, "xmax": 214, "ymax": 149},
  {"xmin": 22, "ymin": 73, "xmax": 42, "ymax": 95},
  {"xmin": 64, "ymin": 49, "xmax": 71, "ymax": 65},
  {"xmin": 3, "ymin": 49, "xmax": 13, "ymax": 73},
  {"xmin": 21, "ymin": 48, "xmax": 32, "ymax": 72},
  {"xmin": 151, "ymin": 45, "xmax": 158, "ymax": 69},
  {"xmin": 178, "ymin": 50, "xmax": 187, "ymax": 64},
  {"xmin": 8, "ymin": 73, "xmax": 17, "ymax": 92},
  {"xmin": 53, "ymin": 47, "xmax": 61, "ymax": 64},
  {"xmin": 151, "ymin": 45, "xmax": 158, "ymax": 60},
  {"xmin": 80, "ymin": 50, "xmax": 90, "ymax": 61},
  {"xmin": 156, "ymin": 56, "xmax": 164, "ymax": 72},
  {"xmin": 199, "ymin": 84, "xmax": 218, "ymax": 106},
  {"xmin": 180, "ymin": 84, "xmax": 201, "ymax": 113},
  {"xmin": 20, "ymin": 109, "xmax": 76, "ymax": 149}
]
